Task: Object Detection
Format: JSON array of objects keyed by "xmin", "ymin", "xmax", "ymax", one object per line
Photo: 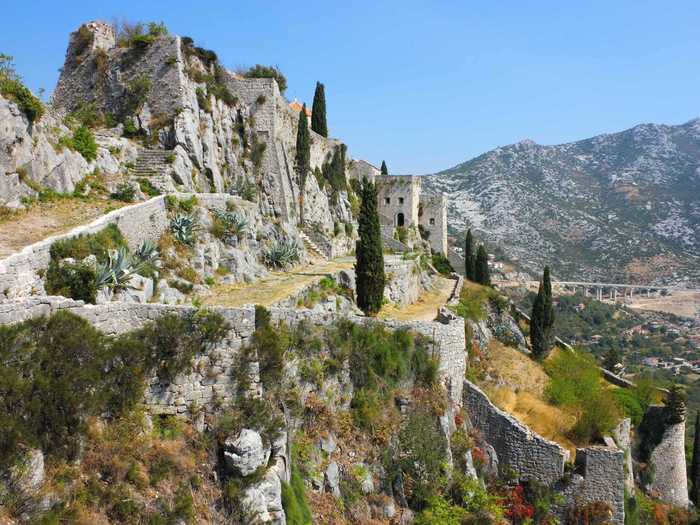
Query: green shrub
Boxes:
[
  {"xmin": 242, "ymin": 64, "xmax": 287, "ymax": 93},
  {"xmin": 196, "ymin": 87, "xmax": 211, "ymax": 113},
  {"xmin": 72, "ymin": 126, "xmax": 97, "ymax": 161},
  {"xmin": 123, "ymin": 75, "xmax": 152, "ymax": 117},
  {"xmin": 450, "ymin": 284, "xmax": 504, "ymax": 322},
  {"xmin": 49, "ymin": 224, "xmax": 126, "ymax": 263},
  {"xmin": 0, "ymin": 54, "xmax": 44, "ymax": 123},
  {"xmin": 545, "ymin": 349, "xmax": 621, "ymax": 442},
  {"xmin": 232, "ymin": 177, "xmax": 257, "ymax": 202},
  {"xmin": 281, "ymin": 467, "xmax": 312, "ymax": 525},
  {"xmin": 431, "ymin": 251, "xmax": 454, "ymax": 275},
  {"xmin": 138, "ymin": 178, "xmax": 161, "ymax": 197},
  {"xmin": 110, "ymin": 182, "xmax": 136, "ymax": 202},
  {"xmin": 415, "ymin": 496, "xmax": 469, "ymax": 525},
  {"xmin": 216, "ymin": 396, "xmax": 284, "ymax": 449},
  {"xmin": 45, "ymin": 261, "xmax": 98, "ymax": 303},
  {"xmin": 69, "ymin": 102, "xmax": 106, "ymax": 128},
  {"xmin": 385, "ymin": 406, "xmax": 448, "ymax": 508}
]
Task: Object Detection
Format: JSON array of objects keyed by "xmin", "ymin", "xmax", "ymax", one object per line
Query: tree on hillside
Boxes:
[
  {"xmin": 474, "ymin": 245, "xmax": 490, "ymax": 286},
  {"xmin": 380, "ymin": 160, "xmax": 388, "ymax": 175},
  {"xmin": 295, "ymin": 103, "xmax": 310, "ymax": 225},
  {"xmin": 323, "ymin": 144, "xmax": 347, "ymax": 192},
  {"xmin": 311, "ymin": 81, "xmax": 327, "ymax": 137},
  {"xmin": 531, "ymin": 266, "xmax": 555, "ymax": 358},
  {"xmin": 691, "ymin": 412, "xmax": 700, "ymax": 505},
  {"xmin": 664, "ymin": 384, "xmax": 687, "ymax": 424},
  {"xmin": 355, "ymin": 177, "xmax": 385, "ymax": 316},
  {"xmin": 602, "ymin": 347, "xmax": 622, "ymax": 373},
  {"xmin": 464, "ymin": 229, "xmax": 476, "ymax": 281}
]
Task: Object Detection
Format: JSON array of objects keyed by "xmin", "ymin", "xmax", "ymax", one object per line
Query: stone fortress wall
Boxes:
[
  {"xmin": 0, "ymin": 294, "xmax": 466, "ymax": 417},
  {"xmin": 0, "ymin": 193, "xmax": 256, "ymax": 299},
  {"xmin": 463, "ymin": 380, "xmax": 627, "ymax": 524}
]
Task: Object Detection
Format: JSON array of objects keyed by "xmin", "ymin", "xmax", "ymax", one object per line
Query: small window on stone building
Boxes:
[
  {"xmin": 399, "ymin": 197, "xmax": 404, "ymax": 204},
  {"xmin": 385, "ymin": 197, "xmax": 390, "ymax": 204},
  {"xmin": 429, "ymin": 218, "xmax": 435, "ymax": 225}
]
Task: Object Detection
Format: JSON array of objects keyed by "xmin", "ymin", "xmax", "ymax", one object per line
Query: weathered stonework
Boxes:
[
  {"xmin": 463, "ymin": 380, "xmax": 569, "ymax": 485},
  {"xmin": 558, "ymin": 446, "xmax": 626, "ymax": 525},
  {"xmin": 638, "ymin": 405, "xmax": 689, "ymax": 507}
]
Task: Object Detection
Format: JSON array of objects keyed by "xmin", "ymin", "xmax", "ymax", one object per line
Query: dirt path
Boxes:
[
  {"xmin": 379, "ymin": 276, "xmax": 455, "ymax": 321},
  {"xmin": 0, "ymin": 199, "xmax": 126, "ymax": 258},
  {"xmin": 203, "ymin": 257, "xmax": 355, "ymax": 308}
]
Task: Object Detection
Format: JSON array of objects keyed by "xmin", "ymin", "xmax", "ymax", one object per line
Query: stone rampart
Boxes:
[
  {"xmin": 0, "ymin": 196, "xmax": 168, "ymax": 298},
  {"xmin": 269, "ymin": 307, "xmax": 466, "ymax": 408},
  {"xmin": 0, "ymin": 296, "xmax": 256, "ymax": 414},
  {"xmin": 0, "ymin": 296, "xmax": 465, "ymax": 414},
  {"xmin": 570, "ymin": 446, "xmax": 625, "ymax": 525},
  {"xmin": 463, "ymin": 380, "xmax": 569, "ymax": 485},
  {"xmin": 0, "ymin": 193, "xmax": 256, "ymax": 299}
]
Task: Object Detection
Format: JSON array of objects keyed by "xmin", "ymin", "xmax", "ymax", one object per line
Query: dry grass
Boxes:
[
  {"xmin": 0, "ymin": 198, "xmax": 127, "ymax": 258},
  {"xmin": 380, "ymin": 276, "xmax": 455, "ymax": 321},
  {"xmin": 203, "ymin": 256, "xmax": 355, "ymax": 307},
  {"xmin": 479, "ymin": 341, "xmax": 578, "ymax": 456}
]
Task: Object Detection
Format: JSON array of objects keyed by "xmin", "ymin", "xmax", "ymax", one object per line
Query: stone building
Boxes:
[{"xmin": 371, "ymin": 174, "xmax": 448, "ymax": 255}]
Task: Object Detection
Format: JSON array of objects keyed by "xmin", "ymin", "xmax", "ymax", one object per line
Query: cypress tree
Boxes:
[
  {"xmin": 464, "ymin": 229, "xmax": 476, "ymax": 281},
  {"xmin": 380, "ymin": 160, "xmax": 388, "ymax": 175},
  {"xmin": 295, "ymin": 103, "xmax": 310, "ymax": 225},
  {"xmin": 541, "ymin": 266, "xmax": 555, "ymax": 350},
  {"xmin": 474, "ymin": 245, "xmax": 490, "ymax": 286},
  {"xmin": 691, "ymin": 412, "xmax": 700, "ymax": 505},
  {"xmin": 530, "ymin": 266, "xmax": 555, "ymax": 358},
  {"xmin": 311, "ymin": 81, "xmax": 328, "ymax": 137},
  {"xmin": 355, "ymin": 177, "xmax": 385, "ymax": 316}
]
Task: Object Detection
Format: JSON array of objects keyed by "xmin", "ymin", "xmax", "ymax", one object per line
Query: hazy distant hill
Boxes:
[{"xmin": 424, "ymin": 119, "xmax": 700, "ymax": 285}]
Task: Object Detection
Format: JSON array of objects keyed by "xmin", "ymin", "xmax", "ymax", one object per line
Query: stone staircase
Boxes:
[
  {"xmin": 130, "ymin": 148, "xmax": 174, "ymax": 192},
  {"xmin": 299, "ymin": 230, "xmax": 328, "ymax": 261}
]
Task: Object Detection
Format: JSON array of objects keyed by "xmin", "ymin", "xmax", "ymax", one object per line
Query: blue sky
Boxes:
[{"xmin": 2, "ymin": 0, "xmax": 699, "ymax": 174}]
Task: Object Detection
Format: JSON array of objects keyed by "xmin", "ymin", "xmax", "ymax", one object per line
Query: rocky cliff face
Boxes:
[
  {"xmin": 424, "ymin": 120, "xmax": 700, "ymax": 285},
  {"xmin": 2, "ymin": 21, "xmax": 355, "ymax": 238}
]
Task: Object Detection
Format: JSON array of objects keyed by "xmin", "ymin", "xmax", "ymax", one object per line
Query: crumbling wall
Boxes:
[
  {"xmin": 268, "ymin": 307, "xmax": 466, "ymax": 409},
  {"xmin": 0, "ymin": 297, "xmax": 256, "ymax": 414},
  {"xmin": 384, "ymin": 256, "xmax": 427, "ymax": 307},
  {"xmin": 0, "ymin": 196, "xmax": 169, "ymax": 298},
  {"xmin": 462, "ymin": 380, "xmax": 569, "ymax": 485},
  {"xmin": 638, "ymin": 405, "xmax": 689, "ymax": 507},
  {"xmin": 557, "ymin": 446, "xmax": 625, "ymax": 525}
]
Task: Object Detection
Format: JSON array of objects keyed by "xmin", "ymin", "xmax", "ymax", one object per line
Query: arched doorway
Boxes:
[{"xmin": 396, "ymin": 213, "xmax": 405, "ymax": 227}]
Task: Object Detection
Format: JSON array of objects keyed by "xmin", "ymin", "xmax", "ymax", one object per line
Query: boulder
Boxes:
[
  {"xmin": 113, "ymin": 274, "xmax": 154, "ymax": 304},
  {"xmin": 224, "ymin": 429, "xmax": 270, "ymax": 477},
  {"xmin": 324, "ymin": 462, "xmax": 341, "ymax": 497},
  {"xmin": 241, "ymin": 468, "xmax": 285, "ymax": 524}
]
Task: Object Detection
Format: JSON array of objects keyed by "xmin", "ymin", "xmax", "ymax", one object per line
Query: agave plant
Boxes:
[
  {"xmin": 262, "ymin": 239, "xmax": 301, "ymax": 269},
  {"xmin": 170, "ymin": 214, "xmax": 197, "ymax": 245},
  {"xmin": 132, "ymin": 240, "xmax": 159, "ymax": 269},
  {"xmin": 96, "ymin": 246, "xmax": 135, "ymax": 290},
  {"xmin": 213, "ymin": 210, "xmax": 249, "ymax": 242}
]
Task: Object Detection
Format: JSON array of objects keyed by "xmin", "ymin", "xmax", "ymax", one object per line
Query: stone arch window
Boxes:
[
  {"xmin": 399, "ymin": 197, "xmax": 404, "ymax": 204},
  {"xmin": 385, "ymin": 197, "xmax": 391, "ymax": 205},
  {"xmin": 429, "ymin": 218, "xmax": 435, "ymax": 225},
  {"xmin": 396, "ymin": 213, "xmax": 405, "ymax": 227}
]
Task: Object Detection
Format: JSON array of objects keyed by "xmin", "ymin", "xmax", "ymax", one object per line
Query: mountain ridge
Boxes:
[{"xmin": 424, "ymin": 117, "xmax": 700, "ymax": 285}]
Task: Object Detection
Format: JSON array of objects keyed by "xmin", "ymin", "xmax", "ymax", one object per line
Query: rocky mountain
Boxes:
[{"xmin": 424, "ymin": 119, "xmax": 700, "ymax": 285}]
